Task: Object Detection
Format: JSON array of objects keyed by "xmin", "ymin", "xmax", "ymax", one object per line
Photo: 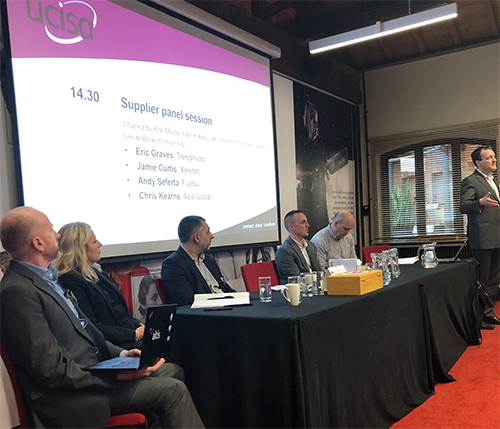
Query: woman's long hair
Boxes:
[{"xmin": 53, "ymin": 222, "xmax": 99, "ymax": 281}]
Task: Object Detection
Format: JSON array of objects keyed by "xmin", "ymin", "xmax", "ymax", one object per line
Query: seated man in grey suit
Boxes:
[
  {"xmin": 275, "ymin": 210, "xmax": 321, "ymax": 284},
  {"xmin": 161, "ymin": 215, "xmax": 235, "ymax": 306},
  {"xmin": 0, "ymin": 207, "xmax": 204, "ymax": 429},
  {"xmin": 311, "ymin": 210, "xmax": 357, "ymax": 269}
]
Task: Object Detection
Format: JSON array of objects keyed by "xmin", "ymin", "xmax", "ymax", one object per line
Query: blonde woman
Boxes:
[{"xmin": 54, "ymin": 222, "xmax": 144, "ymax": 349}]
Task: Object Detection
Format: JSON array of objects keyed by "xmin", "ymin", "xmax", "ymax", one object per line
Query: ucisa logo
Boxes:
[{"xmin": 25, "ymin": 0, "xmax": 97, "ymax": 45}]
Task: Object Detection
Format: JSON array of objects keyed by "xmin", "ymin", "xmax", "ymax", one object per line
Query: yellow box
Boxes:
[{"xmin": 327, "ymin": 270, "xmax": 383, "ymax": 296}]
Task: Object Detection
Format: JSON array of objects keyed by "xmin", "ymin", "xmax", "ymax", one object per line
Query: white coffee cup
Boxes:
[{"xmin": 281, "ymin": 283, "xmax": 301, "ymax": 306}]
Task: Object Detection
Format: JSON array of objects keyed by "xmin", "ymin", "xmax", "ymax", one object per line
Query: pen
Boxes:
[
  {"xmin": 202, "ymin": 307, "xmax": 233, "ymax": 311},
  {"xmin": 208, "ymin": 296, "xmax": 234, "ymax": 300}
]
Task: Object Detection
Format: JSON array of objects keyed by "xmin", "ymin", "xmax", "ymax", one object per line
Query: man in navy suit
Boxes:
[
  {"xmin": 161, "ymin": 216, "xmax": 235, "ymax": 306},
  {"xmin": 460, "ymin": 145, "xmax": 500, "ymax": 330}
]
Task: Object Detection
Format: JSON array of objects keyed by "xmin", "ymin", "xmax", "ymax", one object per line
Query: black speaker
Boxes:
[{"xmin": 303, "ymin": 56, "xmax": 331, "ymax": 79}]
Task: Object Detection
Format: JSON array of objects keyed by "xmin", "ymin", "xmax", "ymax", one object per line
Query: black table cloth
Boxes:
[{"xmin": 169, "ymin": 260, "xmax": 479, "ymax": 428}]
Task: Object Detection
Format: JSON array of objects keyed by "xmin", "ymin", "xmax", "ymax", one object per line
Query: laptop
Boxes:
[
  {"xmin": 87, "ymin": 304, "xmax": 177, "ymax": 370},
  {"xmin": 437, "ymin": 239, "xmax": 468, "ymax": 263}
]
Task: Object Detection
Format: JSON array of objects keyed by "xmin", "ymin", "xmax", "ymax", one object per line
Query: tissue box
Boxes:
[{"xmin": 327, "ymin": 270, "xmax": 383, "ymax": 295}]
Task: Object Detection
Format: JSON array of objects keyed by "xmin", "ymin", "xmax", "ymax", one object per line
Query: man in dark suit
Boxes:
[
  {"xmin": 460, "ymin": 145, "xmax": 500, "ymax": 330},
  {"xmin": 0, "ymin": 207, "xmax": 203, "ymax": 428},
  {"xmin": 275, "ymin": 210, "xmax": 321, "ymax": 284},
  {"xmin": 161, "ymin": 216, "xmax": 235, "ymax": 306}
]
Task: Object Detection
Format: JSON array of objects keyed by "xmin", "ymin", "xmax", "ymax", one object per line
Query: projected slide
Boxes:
[{"xmin": 5, "ymin": 0, "xmax": 279, "ymax": 257}]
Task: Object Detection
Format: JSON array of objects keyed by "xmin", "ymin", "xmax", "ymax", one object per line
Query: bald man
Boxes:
[
  {"xmin": 311, "ymin": 210, "xmax": 357, "ymax": 269},
  {"xmin": 0, "ymin": 207, "xmax": 203, "ymax": 428}
]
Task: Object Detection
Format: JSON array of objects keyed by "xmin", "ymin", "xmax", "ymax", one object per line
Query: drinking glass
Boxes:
[
  {"xmin": 312, "ymin": 271, "xmax": 325, "ymax": 295},
  {"xmin": 259, "ymin": 276, "xmax": 272, "ymax": 302},
  {"xmin": 300, "ymin": 272, "xmax": 314, "ymax": 297}
]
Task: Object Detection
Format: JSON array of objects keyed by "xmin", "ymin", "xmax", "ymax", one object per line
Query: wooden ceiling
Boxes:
[{"xmin": 185, "ymin": 1, "xmax": 500, "ymax": 103}]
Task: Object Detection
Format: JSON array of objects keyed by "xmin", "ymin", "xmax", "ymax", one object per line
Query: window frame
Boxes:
[{"xmin": 369, "ymin": 121, "xmax": 499, "ymax": 245}]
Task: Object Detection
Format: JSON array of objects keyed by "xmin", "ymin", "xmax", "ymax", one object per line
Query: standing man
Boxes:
[
  {"xmin": 311, "ymin": 210, "xmax": 357, "ymax": 269},
  {"xmin": 0, "ymin": 207, "xmax": 204, "ymax": 428},
  {"xmin": 460, "ymin": 145, "xmax": 500, "ymax": 330},
  {"xmin": 161, "ymin": 215, "xmax": 235, "ymax": 306},
  {"xmin": 275, "ymin": 210, "xmax": 321, "ymax": 284}
]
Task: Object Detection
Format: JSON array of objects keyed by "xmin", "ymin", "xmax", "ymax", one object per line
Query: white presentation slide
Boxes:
[{"xmin": 5, "ymin": 0, "xmax": 280, "ymax": 257}]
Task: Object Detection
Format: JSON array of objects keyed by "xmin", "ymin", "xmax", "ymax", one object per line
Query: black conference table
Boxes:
[{"xmin": 169, "ymin": 260, "xmax": 480, "ymax": 428}]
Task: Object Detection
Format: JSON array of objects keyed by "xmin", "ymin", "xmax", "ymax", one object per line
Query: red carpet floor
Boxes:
[{"xmin": 392, "ymin": 303, "xmax": 500, "ymax": 429}]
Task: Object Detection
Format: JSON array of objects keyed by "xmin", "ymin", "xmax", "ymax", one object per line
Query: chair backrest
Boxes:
[
  {"xmin": 362, "ymin": 245, "xmax": 391, "ymax": 264},
  {"xmin": 106, "ymin": 413, "xmax": 147, "ymax": 428},
  {"xmin": 240, "ymin": 261, "xmax": 280, "ymax": 292},
  {"xmin": 1, "ymin": 341, "xmax": 27, "ymax": 428},
  {"xmin": 1, "ymin": 341, "xmax": 147, "ymax": 428},
  {"xmin": 154, "ymin": 277, "xmax": 170, "ymax": 304}
]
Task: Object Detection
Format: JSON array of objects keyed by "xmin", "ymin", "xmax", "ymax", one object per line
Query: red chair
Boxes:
[
  {"xmin": 240, "ymin": 261, "xmax": 280, "ymax": 292},
  {"xmin": 362, "ymin": 245, "xmax": 391, "ymax": 264},
  {"xmin": 154, "ymin": 277, "xmax": 170, "ymax": 304},
  {"xmin": 0, "ymin": 341, "xmax": 147, "ymax": 428}
]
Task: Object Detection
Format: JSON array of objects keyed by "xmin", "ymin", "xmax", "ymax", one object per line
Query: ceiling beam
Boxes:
[
  {"xmin": 412, "ymin": 29, "xmax": 427, "ymax": 54},
  {"xmin": 484, "ymin": 0, "xmax": 499, "ymax": 34},
  {"xmin": 378, "ymin": 38, "xmax": 395, "ymax": 60},
  {"xmin": 250, "ymin": 0, "xmax": 267, "ymax": 20},
  {"xmin": 275, "ymin": 0, "xmax": 448, "ymax": 42},
  {"xmin": 185, "ymin": 0, "xmax": 362, "ymax": 104},
  {"xmin": 264, "ymin": 1, "xmax": 296, "ymax": 19},
  {"xmin": 447, "ymin": 20, "xmax": 462, "ymax": 46}
]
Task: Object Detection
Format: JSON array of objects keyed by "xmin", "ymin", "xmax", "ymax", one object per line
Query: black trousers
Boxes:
[{"xmin": 473, "ymin": 247, "xmax": 500, "ymax": 318}]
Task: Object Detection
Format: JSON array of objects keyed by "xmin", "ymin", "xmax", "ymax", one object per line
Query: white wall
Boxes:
[
  {"xmin": 365, "ymin": 43, "xmax": 500, "ymax": 138},
  {"xmin": 273, "ymin": 74, "xmax": 297, "ymax": 241}
]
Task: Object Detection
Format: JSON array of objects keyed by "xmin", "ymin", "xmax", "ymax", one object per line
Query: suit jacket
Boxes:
[
  {"xmin": 275, "ymin": 236, "xmax": 321, "ymax": 284},
  {"xmin": 161, "ymin": 246, "xmax": 235, "ymax": 306},
  {"xmin": 460, "ymin": 170, "xmax": 500, "ymax": 249},
  {"xmin": 0, "ymin": 261, "xmax": 122, "ymax": 428},
  {"xmin": 59, "ymin": 270, "xmax": 141, "ymax": 346}
]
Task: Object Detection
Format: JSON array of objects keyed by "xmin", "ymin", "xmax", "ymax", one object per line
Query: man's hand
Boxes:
[
  {"xmin": 122, "ymin": 348, "xmax": 141, "ymax": 358},
  {"xmin": 117, "ymin": 358, "xmax": 165, "ymax": 381},
  {"xmin": 479, "ymin": 192, "xmax": 500, "ymax": 207},
  {"xmin": 135, "ymin": 324, "xmax": 145, "ymax": 341}
]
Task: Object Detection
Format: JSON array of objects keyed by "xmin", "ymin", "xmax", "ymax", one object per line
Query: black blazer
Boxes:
[
  {"xmin": 161, "ymin": 246, "xmax": 235, "ymax": 306},
  {"xmin": 59, "ymin": 270, "xmax": 141, "ymax": 347},
  {"xmin": 0, "ymin": 261, "xmax": 121, "ymax": 428},
  {"xmin": 460, "ymin": 170, "xmax": 500, "ymax": 250}
]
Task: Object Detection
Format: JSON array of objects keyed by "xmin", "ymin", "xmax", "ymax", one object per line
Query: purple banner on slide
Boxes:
[{"xmin": 6, "ymin": 0, "xmax": 270, "ymax": 86}]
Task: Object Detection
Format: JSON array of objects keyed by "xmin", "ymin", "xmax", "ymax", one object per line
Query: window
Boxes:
[{"xmin": 369, "ymin": 122, "xmax": 499, "ymax": 243}]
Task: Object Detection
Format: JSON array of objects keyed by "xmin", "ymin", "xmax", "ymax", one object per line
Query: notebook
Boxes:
[
  {"xmin": 437, "ymin": 239, "xmax": 468, "ymax": 263},
  {"xmin": 87, "ymin": 304, "xmax": 177, "ymax": 370}
]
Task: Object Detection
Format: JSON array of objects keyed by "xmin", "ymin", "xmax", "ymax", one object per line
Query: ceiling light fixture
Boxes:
[{"xmin": 309, "ymin": 3, "xmax": 457, "ymax": 54}]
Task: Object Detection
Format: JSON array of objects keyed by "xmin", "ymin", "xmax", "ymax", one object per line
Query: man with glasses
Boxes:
[{"xmin": 311, "ymin": 210, "xmax": 357, "ymax": 269}]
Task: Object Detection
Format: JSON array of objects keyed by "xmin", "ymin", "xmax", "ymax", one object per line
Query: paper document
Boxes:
[
  {"xmin": 329, "ymin": 258, "xmax": 358, "ymax": 271},
  {"xmin": 328, "ymin": 265, "xmax": 348, "ymax": 275},
  {"xmin": 191, "ymin": 292, "xmax": 250, "ymax": 309},
  {"xmin": 399, "ymin": 256, "xmax": 419, "ymax": 265}
]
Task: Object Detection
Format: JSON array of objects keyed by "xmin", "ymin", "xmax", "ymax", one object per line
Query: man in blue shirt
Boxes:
[{"xmin": 0, "ymin": 206, "xmax": 203, "ymax": 428}]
